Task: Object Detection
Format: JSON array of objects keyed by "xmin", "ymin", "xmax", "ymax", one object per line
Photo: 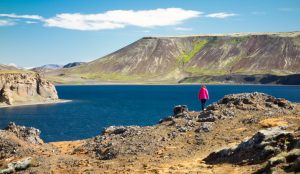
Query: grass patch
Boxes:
[{"xmin": 177, "ymin": 39, "xmax": 208, "ymax": 67}]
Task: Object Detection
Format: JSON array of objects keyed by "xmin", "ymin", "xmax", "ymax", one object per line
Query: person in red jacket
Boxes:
[{"xmin": 198, "ymin": 85, "xmax": 209, "ymax": 111}]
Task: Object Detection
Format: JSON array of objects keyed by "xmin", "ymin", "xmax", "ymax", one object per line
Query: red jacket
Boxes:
[{"xmin": 198, "ymin": 87, "xmax": 209, "ymax": 100}]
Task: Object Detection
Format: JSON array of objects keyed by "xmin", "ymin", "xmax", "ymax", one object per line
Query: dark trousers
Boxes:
[{"xmin": 201, "ymin": 99, "xmax": 207, "ymax": 111}]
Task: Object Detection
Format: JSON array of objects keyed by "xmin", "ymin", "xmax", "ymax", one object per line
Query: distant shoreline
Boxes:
[{"xmin": 0, "ymin": 99, "xmax": 71, "ymax": 109}]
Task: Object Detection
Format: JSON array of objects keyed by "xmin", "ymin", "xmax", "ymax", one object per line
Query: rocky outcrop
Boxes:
[
  {"xmin": 0, "ymin": 72, "xmax": 58, "ymax": 105},
  {"xmin": 204, "ymin": 127, "xmax": 298, "ymax": 164},
  {"xmin": 5, "ymin": 122, "xmax": 44, "ymax": 145},
  {"xmin": 204, "ymin": 126, "xmax": 300, "ymax": 173},
  {"xmin": 199, "ymin": 92, "xmax": 294, "ymax": 123},
  {"xmin": 0, "ymin": 123, "xmax": 44, "ymax": 161}
]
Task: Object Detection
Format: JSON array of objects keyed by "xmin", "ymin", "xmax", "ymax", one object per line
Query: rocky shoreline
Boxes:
[{"xmin": 0, "ymin": 92, "xmax": 299, "ymax": 173}]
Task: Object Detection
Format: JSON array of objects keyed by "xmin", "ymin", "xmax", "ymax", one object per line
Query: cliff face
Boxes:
[
  {"xmin": 47, "ymin": 32, "xmax": 300, "ymax": 83},
  {"xmin": 0, "ymin": 72, "xmax": 58, "ymax": 105}
]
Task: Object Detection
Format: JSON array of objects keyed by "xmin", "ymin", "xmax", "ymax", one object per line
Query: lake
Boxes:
[{"xmin": 0, "ymin": 85, "xmax": 300, "ymax": 142}]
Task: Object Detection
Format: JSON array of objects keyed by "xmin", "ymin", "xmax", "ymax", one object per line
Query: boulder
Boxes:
[{"xmin": 173, "ymin": 105, "xmax": 188, "ymax": 115}]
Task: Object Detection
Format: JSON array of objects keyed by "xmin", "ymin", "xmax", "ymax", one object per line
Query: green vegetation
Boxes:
[
  {"xmin": 80, "ymin": 72, "xmax": 144, "ymax": 81},
  {"xmin": 177, "ymin": 39, "xmax": 208, "ymax": 67}
]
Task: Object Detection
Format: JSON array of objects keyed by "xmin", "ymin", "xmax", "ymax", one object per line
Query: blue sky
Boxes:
[{"xmin": 0, "ymin": 0, "xmax": 299, "ymax": 68}]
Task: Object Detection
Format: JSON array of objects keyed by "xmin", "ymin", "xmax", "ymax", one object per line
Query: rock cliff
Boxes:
[{"xmin": 0, "ymin": 72, "xmax": 58, "ymax": 106}]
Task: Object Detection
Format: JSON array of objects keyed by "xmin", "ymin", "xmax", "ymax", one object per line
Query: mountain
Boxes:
[
  {"xmin": 32, "ymin": 62, "xmax": 86, "ymax": 74},
  {"xmin": 46, "ymin": 31, "xmax": 300, "ymax": 84},
  {"xmin": 0, "ymin": 64, "xmax": 19, "ymax": 70},
  {"xmin": 63, "ymin": 62, "xmax": 86, "ymax": 68},
  {"xmin": 31, "ymin": 64, "xmax": 63, "ymax": 73}
]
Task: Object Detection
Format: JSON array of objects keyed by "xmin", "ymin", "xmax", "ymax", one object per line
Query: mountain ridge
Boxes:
[{"xmin": 45, "ymin": 31, "xmax": 300, "ymax": 84}]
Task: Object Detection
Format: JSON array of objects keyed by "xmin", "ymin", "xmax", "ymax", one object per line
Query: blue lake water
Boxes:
[{"xmin": 0, "ymin": 85, "xmax": 300, "ymax": 142}]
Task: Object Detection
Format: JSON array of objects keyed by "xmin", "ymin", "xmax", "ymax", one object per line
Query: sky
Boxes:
[{"xmin": 0, "ymin": 0, "xmax": 300, "ymax": 68}]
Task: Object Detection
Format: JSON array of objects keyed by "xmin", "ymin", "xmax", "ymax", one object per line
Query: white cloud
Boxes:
[
  {"xmin": 205, "ymin": 12, "xmax": 238, "ymax": 18},
  {"xmin": 0, "ymin": 19, "xmax": 15, "ymax": 26},
  {"xmin": 0, "ymin": 9, "xmax": 239, "ymax": 30},
  {"xmin": 174, "ymin": 27, "xmax": 192, "ymax": 31},
  {"xmin": 0, "ymin": 13, "xmax": 43, "ymax": 20},
  {"xmin": 44, "ymin": 8, "xmax": 202, "ymax": 30}
]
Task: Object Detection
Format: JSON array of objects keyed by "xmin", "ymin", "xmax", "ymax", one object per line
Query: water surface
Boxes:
[{"xmin": 0, "ymin": 85, "xmax": 299, "ymax": 142}]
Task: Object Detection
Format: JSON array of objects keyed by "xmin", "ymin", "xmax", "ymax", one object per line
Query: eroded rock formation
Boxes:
[{"xmin": 0, "ymin": 72, "xmax": 58, "ymax": 105}]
